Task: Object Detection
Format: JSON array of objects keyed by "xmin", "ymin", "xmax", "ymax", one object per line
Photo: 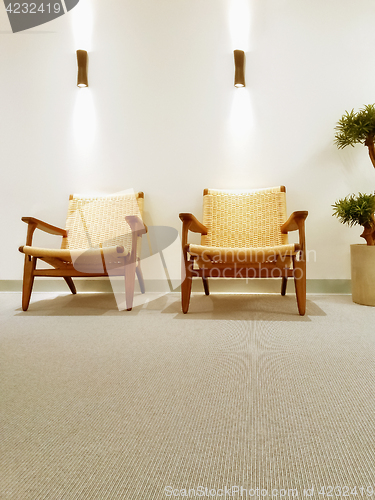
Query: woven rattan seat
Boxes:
[
  {"xmin": 19, "ymin": 192, "xmax": 146, "ymax": 311},
  {"xmin": 179, "ymin": 187, "xmax": 308, "ymax": 315}
]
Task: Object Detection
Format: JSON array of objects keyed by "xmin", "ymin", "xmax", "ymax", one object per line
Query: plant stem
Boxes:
[
  {"xmin": 365, "ymin": 135, "xmax": 375, "ymax": 168},
  {"xmin": 360, "ymin": 214, "xmax": 375, "ymax": 245}
]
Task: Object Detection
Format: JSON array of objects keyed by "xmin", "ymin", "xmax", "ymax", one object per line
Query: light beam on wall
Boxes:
[
  {"xmin": 228, "ymin": 0, "xmax": 255, "ymax": 160},
  {"xmin": 229, "ymin": 0, "xmax": 250, "ymax": 52},
  {"xmin": 72, "ymin": 0, "xmax": 93, "ymax": 52},
  {"xmin": 229, "ymin": 87, "xmax": 254, "ymax": 140},
  {"xmin": 71, "ymin": 0, "xmax": 95, "ymax": 156},
  {"xmin": 73, "ymin": 89, "xmax": 96, "ymax": 150}
]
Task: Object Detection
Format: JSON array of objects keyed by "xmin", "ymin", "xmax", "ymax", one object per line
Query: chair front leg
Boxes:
[
  {"xmin": 22, "ymin": 255, "xmax": 36, "ymax": 311},
  {"xmin": 180, "ymin": 215, "xmax": 206, "ymax": 314},
  {"xmin": 124, "ymin": 230, "xmax": 139, "ymax": 311},
  {"xmin": 293, "ymin": 255, "xmax": 306, "ymax": 316},
  {"xmin": 135, "ymin": 259, "xmax": 145, "ymax": 294},
  {"xmin": 124, "ymin": 254, "xmax": 137, "ymax": 311},
  {"xmin": 182, "ymin": 255, "xmax": 194, "ymax": 314}
]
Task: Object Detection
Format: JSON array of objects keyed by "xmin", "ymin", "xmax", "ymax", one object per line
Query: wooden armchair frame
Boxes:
[
  {"xmin": 179, "ymin": 188, "xmax": 308, "ymax": 316},
  {"xmin": 19, "ymin": 193, "xmax": 147, "ymax": 312}
]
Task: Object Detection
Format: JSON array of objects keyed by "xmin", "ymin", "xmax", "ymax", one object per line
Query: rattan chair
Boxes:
[
  {"xmin": 19, "ymin": 192, "xmax": 146, "ymax": 311},
  {"xmin": 179, "ymin": 187, "xmax": 308, "ymax": 315}
]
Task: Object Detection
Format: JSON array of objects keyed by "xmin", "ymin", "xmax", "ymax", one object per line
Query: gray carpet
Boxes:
[{"xmin": 0, "ymin": 292, "xmax": 375, "ymax": 499}]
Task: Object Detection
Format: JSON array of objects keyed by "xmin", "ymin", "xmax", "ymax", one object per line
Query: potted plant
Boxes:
[{"xmin": 333, "ymin": 104, "xmax": 375, "ymax": 305}]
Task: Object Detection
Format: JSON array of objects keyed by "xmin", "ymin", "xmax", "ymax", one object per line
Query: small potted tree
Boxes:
[{"xmin": 333, "ymin": 104, "xmax": 375, "ymax": 305}]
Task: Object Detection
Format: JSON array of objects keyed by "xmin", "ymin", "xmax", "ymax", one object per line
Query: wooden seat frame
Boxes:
[
  {"xmin": 19, "ymin": 194, "xmax": 147, "ymax": 312},
  {"xmin": 179, "ymin": 187, "xmax": 308, "ymax": 316}
]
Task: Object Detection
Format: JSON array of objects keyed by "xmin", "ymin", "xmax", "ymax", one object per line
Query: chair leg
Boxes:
[
  {"xmin": 202, "ymin": 277, "xmax": 209, "ymax": 296},
  {"xmin": 22, "ymin": 256, "xmax": 36, "ymax": 311},
  {"xmin": 281, "ymin": 276, "xmax": 287, "ymax": 296},
  {"xmin": 181, "ymin": 258, "xmax": 193, "ymax": 314},
  {"xmin": 135, "ymin": 262, "xmax": 145, "ymax": 294},
  {"xmin": 64, "ymin": 277, "xmax": 77, "ymax": 295},
  {"xmin": 293, "ymin": 256, "xmax": 306, "ymax": 316},
  {"xmin": 124, "ymin": 259, "xmax": 137, "ymax": 311}
]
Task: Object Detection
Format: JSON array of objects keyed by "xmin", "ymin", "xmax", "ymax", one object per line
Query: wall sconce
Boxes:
[
  {"xmin": 76, "ymin": 50, "xmax": 88, "ymax": 88},
  {"xmin": 233, "ymin": 49, "xmax": 245, "ymax": 88}
]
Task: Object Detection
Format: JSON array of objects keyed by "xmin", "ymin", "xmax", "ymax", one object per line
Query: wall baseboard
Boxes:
[{"xmin": 0, "ymin": 279, "xmax": 351, "ymax": 294}]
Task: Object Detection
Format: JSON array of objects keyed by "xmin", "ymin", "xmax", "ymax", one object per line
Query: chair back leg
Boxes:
[
  {"xmin": 64, "ymin": 277, "xmax": 77, "ymax": 295},
  {"xmin": 202, "ymin": 277, "xmax": 210, "ymax": 295},
  {"xmin": 281, "ymin": 276, "xmax": 288, "ymax": 296},
  {"xmin": 22, "ymin": 256, "xmax": 36, "ymax": 311}
]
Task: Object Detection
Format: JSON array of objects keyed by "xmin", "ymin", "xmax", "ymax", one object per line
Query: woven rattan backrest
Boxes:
[
  {"xmin": 61, "ymin": 192, "xmax": 144, "ymax": 254},
  {"xmin": 201, "ymin": 187, "xmax": 288, "ymax": 248}
]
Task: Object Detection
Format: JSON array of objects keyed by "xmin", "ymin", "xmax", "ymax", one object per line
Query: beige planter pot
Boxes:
[{"xmin": 351, "ymin": 244, "xmax": 375, "ymax": 306}]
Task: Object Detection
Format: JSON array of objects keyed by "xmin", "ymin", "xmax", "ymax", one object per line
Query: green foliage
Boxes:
[
  {"xmin": 332, "ymin": 192, "xmax": 375, "ymax": 228},
  {"xmin": 334, "ymin": 104, "xmax": 375, "ymax": 149}
]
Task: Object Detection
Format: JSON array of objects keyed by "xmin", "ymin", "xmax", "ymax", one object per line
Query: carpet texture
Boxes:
[{"xmin": 0, "ymin": 292, "xmax": 374, "ymax": 499}]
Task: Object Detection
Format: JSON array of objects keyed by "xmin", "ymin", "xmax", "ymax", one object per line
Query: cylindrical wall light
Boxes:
[
  {"xmin": 76, "ymin": 50, "xmax": 88, "ymax": 88},
  {"xmin": 233, "ymin": 49, "xmax": 245, "ymax": 88}
]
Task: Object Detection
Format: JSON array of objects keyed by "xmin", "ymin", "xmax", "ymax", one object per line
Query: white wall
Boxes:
[{"xmin": 1, "ymin": 0, "xmax": 375, "ymax": 281}]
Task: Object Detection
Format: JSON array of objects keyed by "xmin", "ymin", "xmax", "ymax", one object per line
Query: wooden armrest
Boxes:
[
  {"xmin": 281, "ymin": 211, "xmax": 308, "ymax": 233},
  {"xmin": 179, "ymin": 213, "xmax": 208, "ymax": 235},
  {"xmin": 125, "ymin": 215, "xmax": 147, "ymax": 235},
  {"xmin": 21, "ymin": 217, "xmax": 67, "ymax": 236}
]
